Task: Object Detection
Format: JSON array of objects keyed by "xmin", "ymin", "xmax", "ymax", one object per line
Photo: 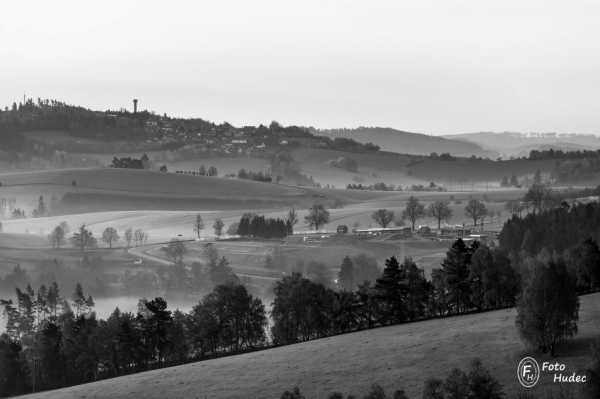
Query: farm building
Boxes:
[
  {"xmin": 438, "ymin": 225, "xmax": 470, "ymax": 237},
  {"xmin": 337, "ymin": 225, "xmax": 348, "ymax": 234}
]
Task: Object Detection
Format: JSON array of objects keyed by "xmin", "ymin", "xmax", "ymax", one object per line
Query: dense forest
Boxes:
[{"xmin": 529, "ymin": 148, "xmax": 600, "ymax": 160}]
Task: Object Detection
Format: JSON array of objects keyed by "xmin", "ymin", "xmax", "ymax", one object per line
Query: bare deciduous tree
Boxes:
[
  {"xmin": 134, "ymin": 229, "xmax": 146, "ymax": 247},
  {"xmin": 371, "ymin": 209, "xmax": 395, "ymax": 228},
  {"xmin": 165, "ymin": 239, "xmax": 187, "ymax": 264},
  {"xmin": 101, "ymin": 227, "xmax": 120, "ymax": 249},
  {"xmin": 504, "ymin": 200, "xmax": 522, "ymax": 217},
  {"xmin": 48, "ymin": 223, "xmax": 67, "ymax": 249},
  {"xmin": 193, "ymin": 214, "xmax": 205, "ymax": 238},
  {"xmin": 428, "ymin": 200, "xmax": 453, "ymax": 229},
  {"xmin": 286, "ymin": 208, "xmax": 298, "ymax": 230},
  {"xmin": 124, "ymin": 228, "xmax": 133, "ymax": 247},
  {"xmin": 402, "ymin": 196, "xmax": 426, "ymax": 230},
  {"xmin": 304, "ymin": 202, "xmax": 330, "ymax": 230},
  {"xmin": 213, "ymin": 219, "xmax": 225, "ymax": 238},
  {"xmin": 464, "ymin": 199, "xmax": 487, "ymax": 226}
]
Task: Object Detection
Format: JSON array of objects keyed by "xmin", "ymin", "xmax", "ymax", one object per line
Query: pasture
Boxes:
[
  {"xmin": 18, "ymin": 293, "xmax": 600, "ymax": 399},
  {"xmin": 0, "ymin": 168, "xmax": 316, "ymax": 215},
  {"xmin": 21, "ymin": 130, "xmax": 105, "ymax": 145},
  {"xmin": 290, "ymin": 147, "xmax": 421, "ymax": 189},
  {"xmin": 0, "ymin": 168, "xmax": 309, "ymax": 198},
  {"xmin": 409, "ymin": 157, "xmax": 587, "ymax": 184}
]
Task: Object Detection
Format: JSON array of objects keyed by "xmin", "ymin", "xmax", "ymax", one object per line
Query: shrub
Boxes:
[{"xmin": 281, "ymin": 387, "xmax": 305, "ymax": 399}]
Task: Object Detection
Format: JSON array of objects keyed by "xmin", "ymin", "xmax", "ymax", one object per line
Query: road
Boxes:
[
  {"xmin": 128, "ymin": 245, "xmax": 172, "ymax": 265},
  {"xmin": 127, "ymin": 245, "xmax": 278, "ymax": 281}
]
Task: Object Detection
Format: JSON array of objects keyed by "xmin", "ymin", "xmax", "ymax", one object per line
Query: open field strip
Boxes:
[{"xmin": 0, "ymin": 168, "xmax": 311, "ymax": 198}]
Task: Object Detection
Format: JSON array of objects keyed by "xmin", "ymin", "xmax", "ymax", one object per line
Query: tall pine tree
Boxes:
[{"xmin": 374, "ymin": 255, "xmax": 407, "ymax": 325}]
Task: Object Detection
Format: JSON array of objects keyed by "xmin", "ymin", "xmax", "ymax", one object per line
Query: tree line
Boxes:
[
  {"xmin": 529, "ymin": 148, "xmax": 600, "ymax": 160},
  {"xmin": 345, "ymin": 182, "xmax": 445, "ymax": 192},
  {"xmin": 271, "ymin": 244, "xmax": 521, "ymax": 346},
  {"xmin": 237, "ymin": 213, "xmax": 290, "ymax": 239},
  {"xmin": 0, "ymin": 246, "xmax": 517, "ymax": 396},
  {"xmin": 235, "ymin": 168, "xmax": 273, "ymax": 182},
  {"xmin": 110, "ymin": 154, "xmax": 149, "ymax": 169},
  {"xmin": 0, "ymin": 281, "xmax": 267, "ymax": 396},
  {"xmin": 47, "ymin": 223, "xmax": 148, "ymax": 250}
]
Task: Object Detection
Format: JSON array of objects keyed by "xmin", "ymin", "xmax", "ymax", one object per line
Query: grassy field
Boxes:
[
  {"xmin": 290, "ymin": 147, "xmax": 422, "ymax": 189},
  {"xmin": 288, "ymin": 147, "xmax": 599, "ymax": 189},
  {"xmin": 0, "ymin": 168, "xmax": 310, "ymax": 198},
  {"xmin": 18, "ymin": 293, "xmax": 600, "ymax": 399},
  {"xmin": 1, "ymin": 210, "xmax": 250, "ymax": 244},
  {"xmin": 159, "ymin": 157, "xmax": 271, "ymax": 177},
  {"xmin": 0, "ymin": 168, "xmax": 318, "ymax": 215},
  {"xmin": 409, "ymin": 157, "xmax": 590, "ymax": 184},
  {"xmin": 21, "ymin": 130, "xmax": 106, "ymax": 145}
]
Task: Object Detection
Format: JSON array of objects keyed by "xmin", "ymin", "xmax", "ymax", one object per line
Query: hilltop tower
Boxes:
[{"xmin": 133, "ymin": 99, "xmax": 138, "ymax": 113}]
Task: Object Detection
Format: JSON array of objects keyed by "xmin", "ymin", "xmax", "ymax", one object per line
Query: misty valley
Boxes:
[{"xmin": 1, "ymin": 98, "xmax": 600, "ymax": 399}]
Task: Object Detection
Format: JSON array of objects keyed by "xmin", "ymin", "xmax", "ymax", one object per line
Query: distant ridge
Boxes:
[
  {"xmin": 309, "ymin": 127, "xmax": 498, "ymax": 158},
  {"xmin": 444, "ymin": 131, "xmax": 600, "ymax": 156}
]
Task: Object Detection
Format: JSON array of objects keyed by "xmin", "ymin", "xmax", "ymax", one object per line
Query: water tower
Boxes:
[{"xmin": 133, "ymin": 99, "xmax": 138, "ymax": 113}]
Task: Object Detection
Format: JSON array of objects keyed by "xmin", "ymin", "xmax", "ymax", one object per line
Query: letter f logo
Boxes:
[{"xmin": 518, "ymin": 358, "xmax": 540, "ymax": 388}]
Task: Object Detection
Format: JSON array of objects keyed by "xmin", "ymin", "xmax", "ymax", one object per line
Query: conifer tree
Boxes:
[
  {"xmin": 338, "ymin": 256, "xmax": 354, "ymax": 291},
  {"xmin": 374, "ymin": 255, "xmax": 407, "ymax": 324}
]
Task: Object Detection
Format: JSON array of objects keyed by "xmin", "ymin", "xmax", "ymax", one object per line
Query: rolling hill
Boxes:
[
  {"xmin": 310, "ymin": 127, "xmax": 499, "ymax": 158},
  {"xmin": 0, "ymin": 168, "xmax": 309, "ymax": 198},
  {"xmin": 444, "ymin": 132, "xmax": 600, "ymax": 156},
  {"xmin": 406, "ymin": 157, "xmax": 569, "ymax": 184},
  {"xmin": 0, "ymin": 168, "xmax": 323, "ymax": 215},
  {"xmin": 288, "ymin": 147, "xmax": 584, "ymax": 189},
  {"xmin": 18, "ymin": 292, "xmax": 600, "ymax": 399}
]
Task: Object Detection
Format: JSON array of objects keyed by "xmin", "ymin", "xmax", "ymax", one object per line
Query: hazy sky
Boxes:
[{"xmin": 1, "ymin": 1, "xmax": 599, "ymax": 135}]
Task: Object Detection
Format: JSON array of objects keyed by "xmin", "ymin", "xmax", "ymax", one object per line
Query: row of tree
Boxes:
[
  {"xmin": 345, "ymin": 183, "xmax": 445, "ymax": 192},
  {"xmin": 48, "ymin": 223, "xmax": 148, "ymax": 250},
  {"xmin": 346, "ymin": 182, "xmax": 402, "ymax": 191}
]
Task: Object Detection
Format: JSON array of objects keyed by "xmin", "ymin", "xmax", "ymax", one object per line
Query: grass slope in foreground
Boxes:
[{"xmin": 20, "ymin": 293, "xmax": 600, "ymax": 399}]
